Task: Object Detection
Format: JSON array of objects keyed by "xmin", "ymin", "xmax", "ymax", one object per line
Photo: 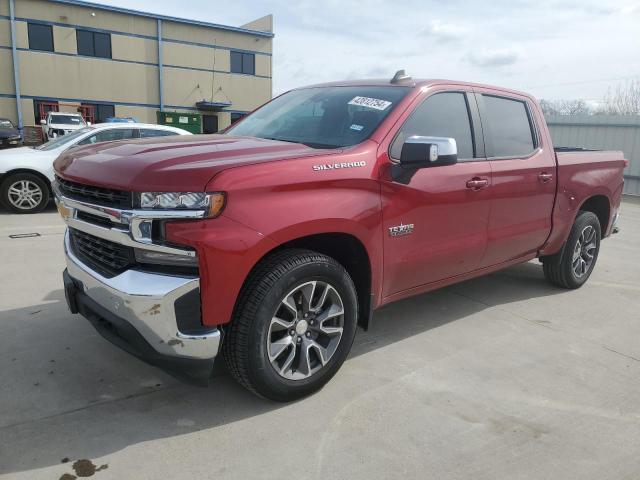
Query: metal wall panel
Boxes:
[{"xmin": 546, "ymin": 115, "xmax": 640, "ymax": 195}]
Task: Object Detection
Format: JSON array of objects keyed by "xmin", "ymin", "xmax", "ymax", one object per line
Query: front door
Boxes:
[
  {"xmin": 203, "ymin": 115, "xmax": 219, "ymax": 134},
  {"xmin": 474, "ymin": 90, "xmax": 556, "ymax": 267},
  {"xmin": 381, "ymin": 90, "xmax": 492, "ymax": 297}
]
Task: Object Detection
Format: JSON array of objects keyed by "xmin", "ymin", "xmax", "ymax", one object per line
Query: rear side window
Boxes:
[
  {"xmin": 390, "ymin": 92, "xmax": 475, "ymax": 160},
  {"xmin": 77, "ymin": 128, "xmax": 135, "ymax": 145},
  {"xmin": 481, "ymin": 95, "xmax": 535, "ymax": 157},
  {"xmin": 140, "ymin": 129, "xmax": 177, "ymax": 138}
]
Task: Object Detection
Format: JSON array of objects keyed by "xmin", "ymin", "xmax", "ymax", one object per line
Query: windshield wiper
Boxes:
[
  {"xmin": 262, "ymin": 137, "xmax": 338, "ymax": 149},
  {"xmin": 262, "ymin": 136, "xmax": 299, "ymax": 144}
]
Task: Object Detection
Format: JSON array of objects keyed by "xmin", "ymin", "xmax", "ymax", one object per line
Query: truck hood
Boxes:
[{"xmin": 54, "ymin": 135, "xmax": 334, "ymax": 191}]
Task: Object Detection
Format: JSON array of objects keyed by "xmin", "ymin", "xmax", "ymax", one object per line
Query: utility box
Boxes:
[{"xmin": 157, "ymin": 111, "xmax": 202, "ymax": 134}]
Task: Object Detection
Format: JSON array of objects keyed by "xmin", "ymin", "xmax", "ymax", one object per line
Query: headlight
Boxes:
[{"xmin": 139, "ymin": 192, "xmax": 226, "ymax": 217}]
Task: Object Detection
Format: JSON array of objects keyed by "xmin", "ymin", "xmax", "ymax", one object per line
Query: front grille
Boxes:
[
  {"xmin": 57, "ymin": 176, "xmax": 132, "ymax": 209},
  {"xmin": 69, "ymin": 228, "xmax": 135, "ymax": 278}
]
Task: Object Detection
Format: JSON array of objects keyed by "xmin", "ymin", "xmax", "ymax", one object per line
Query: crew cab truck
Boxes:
[{"xmin": 54, "ymin": 72, "xmax": 625, "ymax": 401}]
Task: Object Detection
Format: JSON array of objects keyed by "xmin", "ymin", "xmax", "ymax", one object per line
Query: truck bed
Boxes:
[{"xmin": 541, "ymin": 148, "xmax": 626, "ymax": 256}]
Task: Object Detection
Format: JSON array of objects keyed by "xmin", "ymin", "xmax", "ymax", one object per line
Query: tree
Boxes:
[
  {"xmin": 540, "ymin": 99, "xmax": 590, "ymax": 116},
  {"xmin": 599, "ymin": 79, "xmax": 640, "ymax": 115}
]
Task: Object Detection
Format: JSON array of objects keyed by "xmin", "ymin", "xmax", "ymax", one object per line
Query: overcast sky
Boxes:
[{"xmin": 101, "ymin": 0, "xmax": 639, "ymax": 102}]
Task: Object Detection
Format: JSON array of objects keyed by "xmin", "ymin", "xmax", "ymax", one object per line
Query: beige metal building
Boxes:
[{"xmin": 0, "ymin": 0, "xmax": 273, "ymax": 133}]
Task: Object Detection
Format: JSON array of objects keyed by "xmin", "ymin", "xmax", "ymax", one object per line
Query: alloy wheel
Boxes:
[
  {"xmin": 7, "ymin": 180, "xmax": 43, "ymax": 210},
  {"xmin": 267, "ymin": 280, "xmax": 344, "ymax": 380},
  {"xmin": 572, "ymin": 225, "xmax": 597, "ymax": 278}
]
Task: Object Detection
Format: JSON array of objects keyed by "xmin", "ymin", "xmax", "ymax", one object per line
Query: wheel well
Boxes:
[
  {"xmin": 1, "ymin": 169, "xmax": 53, "ymax": 194},
  {"xmin": 580, "ymin": 195, "xmax": 610, "ymax": 233},
  {"xmin": 268, "ymin": 233, "xmax": 373, "ymax": 330}
]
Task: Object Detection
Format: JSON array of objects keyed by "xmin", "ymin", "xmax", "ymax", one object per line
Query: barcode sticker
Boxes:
[{"xmin": 348, "ymin": 96, "xmax": 392, "ymax": 111}]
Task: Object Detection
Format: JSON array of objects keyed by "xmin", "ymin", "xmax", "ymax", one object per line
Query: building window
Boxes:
[
  {"xmin": 76, "ymin": 29, "xmax": 112, "ymax": 59},
  {"xmin": 230, "ymin": 51, "xmax": 255, "ymax": 75},
  {"xmin": 81, "ymin": 103, "xmax": 115, "ymax": 123},
  {"xmin": 28, "ymin": 23, "xmax": 54, "ymax": 52}
]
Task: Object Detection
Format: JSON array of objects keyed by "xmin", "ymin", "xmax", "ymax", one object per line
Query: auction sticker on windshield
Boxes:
[{"xmin": 348, "ymin": 96, "xmax": 392, "ymax": 111}]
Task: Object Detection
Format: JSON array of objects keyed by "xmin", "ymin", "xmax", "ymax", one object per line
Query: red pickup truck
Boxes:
[{"xmin": 54, "ymin": 72, "xmax": 625, "ymax": 401}]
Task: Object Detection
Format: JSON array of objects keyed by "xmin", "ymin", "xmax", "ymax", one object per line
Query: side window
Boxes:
[
  {"xmin": 390, "ymin": 92, "xmax": 474, "ymax": 160},
  {"xmin": 481, "ymin": 95, "xmax": 535, "ymax": 157},
  {"xmin": 139, "ymin": 129, "xmax": 176, "ymax": 138},
  {"xmin": 78, "ymin": 129, "xmax": 135, "ymax": 145},
  {"xmin": 28, "ymin": 23, "xmax": 54, "ymax": 52}
]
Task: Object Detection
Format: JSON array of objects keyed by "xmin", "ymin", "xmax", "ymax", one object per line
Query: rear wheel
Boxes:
[
  {"xmin": 0, "ymin": 173, "xmax": 50, "ymax": 214},
  {"xmin": 542, "ymin": 211, "xmax": 601, "ymax": 289},
  {"xmin": 223, "ymin": 249, "xmax": 358, "ymax": 401}
]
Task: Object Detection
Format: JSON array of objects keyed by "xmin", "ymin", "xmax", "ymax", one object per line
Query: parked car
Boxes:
[
  {"xmin": 40, "ymin": 112, "xmax": 88, "ymax": 140},
  {"xmin": 54, "ymin": 73, "xmax": 625, "ymax": 401},
  {"xmin": 105, "ymin": 117, "xmax": 138, "ymax": 123},
  {"xmin": 0, "ymin": 123, "xmax": 191, "ymax": 213},
  {"xmin": 0, "ymin": 118, "xmax": 22, "ymax": 148}
]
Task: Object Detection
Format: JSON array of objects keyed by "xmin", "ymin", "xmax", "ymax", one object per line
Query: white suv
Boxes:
[
  {"xmin": 41, "ymin": 112, "xmax": 87, "ymax": 140},
  {"xmin": 0, "ymin": 123, "xmax": 192, "ymax": 213}
]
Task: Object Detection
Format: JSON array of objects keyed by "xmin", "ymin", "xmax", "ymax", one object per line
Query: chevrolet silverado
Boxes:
[{"xmin": 54, "ymin": 72, "xmax": 625, "ymax": 401}]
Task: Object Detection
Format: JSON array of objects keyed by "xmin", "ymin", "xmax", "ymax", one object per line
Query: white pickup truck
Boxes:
[{"xmin": 41, "ymin": 112, "xmax": 87, "ymax": 140}]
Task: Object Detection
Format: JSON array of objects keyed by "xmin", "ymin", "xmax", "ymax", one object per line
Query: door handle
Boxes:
[
  {"xmin": 538, "ymin": 172, "xmax": 553, "ymax": 183},
  {"xmin": 466, "ymin": 178, "xmax": 489, "ymax": 190}
]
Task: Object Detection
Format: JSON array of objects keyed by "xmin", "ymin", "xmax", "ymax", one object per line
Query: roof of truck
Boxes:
[{"xmin": 298, "ymin": 78, "xmax": 535, "ymax": 100}]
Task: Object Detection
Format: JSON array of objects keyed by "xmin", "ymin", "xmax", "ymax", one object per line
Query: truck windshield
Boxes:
[
  {"xmin": 226, "ymin": 86, "xmax": 411, "ymax": 149},
  {"xmin": 50, "ymin": 115, "xmax": 85, "ymax": 125}
]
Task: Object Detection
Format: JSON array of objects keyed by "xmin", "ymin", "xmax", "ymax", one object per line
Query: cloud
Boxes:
[
  {"xmin": 94, "ymin": 0, "xmax": 640, "ymax": 100},
  {"xmin": 466, "ymin": 49, "xmax": 519, "ymax": 68},
  {"xmin": 420, "ymin": 20, "xmax": 467, "ymax": 44}
]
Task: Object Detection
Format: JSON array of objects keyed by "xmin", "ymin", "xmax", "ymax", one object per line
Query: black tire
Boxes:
[
  {"xmin": 0, "ymin": 172, "xmax": 50, "ymax": 214},
  {"xmin": 542, "ymin": 211, "xmax": 601, "ymax": 289},
  {"xmin": 223, "ymin": 249, "xmax": 358, "ymax": 401}
]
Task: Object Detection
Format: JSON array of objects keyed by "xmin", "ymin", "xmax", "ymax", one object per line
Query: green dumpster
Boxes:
[{"xmin": 157, "ymin": 111, "xmax": 202, "ymax": 134}]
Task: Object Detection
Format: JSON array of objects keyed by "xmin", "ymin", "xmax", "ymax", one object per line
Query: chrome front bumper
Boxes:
[
  {"xmin": 55, "ymin": 181, "xmax": 220, "ymax": 364},
  {"xmin": 64, "ymin": 232, "xmax": 220, "ymax": 360}
]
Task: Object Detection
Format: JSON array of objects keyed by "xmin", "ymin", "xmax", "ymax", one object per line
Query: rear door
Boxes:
[
  {"xmin": 380, "ymin": 88, "xmax": 492, "ymax": 296},
  {"xmin": 474, "ymin": 89, "xmax": 556, "ymax": 267}
]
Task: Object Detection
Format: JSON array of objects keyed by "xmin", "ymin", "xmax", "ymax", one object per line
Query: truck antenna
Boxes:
[{"xmin": 390, "ymin": 69, "xmax": 412, "ymax": 84}]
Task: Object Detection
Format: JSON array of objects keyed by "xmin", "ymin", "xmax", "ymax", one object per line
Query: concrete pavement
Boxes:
[{"xmin": 1, "ymin": 201, "xmax": 639, "ymax": 479}]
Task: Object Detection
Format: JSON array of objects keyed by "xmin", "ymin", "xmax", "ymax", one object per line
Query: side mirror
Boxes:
[
  {"xmin": 40, "ymin": 119, "xmax": 46, "ymax": 125},
  {"xmin": 400, "ymin": 136, "xmax": 458, "ymax": 168}
]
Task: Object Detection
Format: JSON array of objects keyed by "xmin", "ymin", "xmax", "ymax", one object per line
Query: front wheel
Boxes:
[
  {"xmin": 223, "ymin": 249, "xmax": 358, "ymax": 401},
  {"xmin": 542, "ymin": 211, "xmax": 601, "ymax": 289},
  {"xmin": 0, "ymin": 173, "xmax": 50, "ymax": 214}
]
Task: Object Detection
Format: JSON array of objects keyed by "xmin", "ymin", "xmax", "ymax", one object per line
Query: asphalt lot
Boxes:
[{"xmin": 1, "ymin": 199, "xmax": 640, "ymax": 480}]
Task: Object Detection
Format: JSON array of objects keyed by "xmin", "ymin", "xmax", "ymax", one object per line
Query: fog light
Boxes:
[{"xmin": 134, "ymin": 248, "xmax": 199, "ymax": 267}]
